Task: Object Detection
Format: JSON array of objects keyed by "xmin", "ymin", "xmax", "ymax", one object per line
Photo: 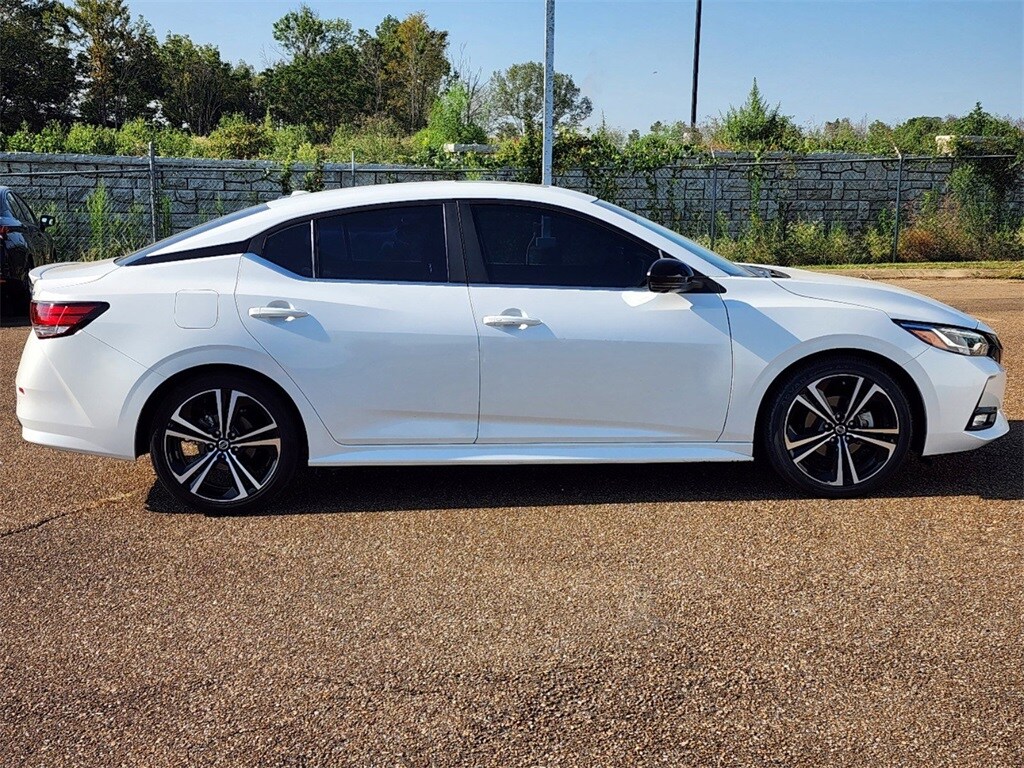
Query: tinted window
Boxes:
[
  {"xmin": 317, "ymin": 205, "xmax": 447, "ymax": 282},
  {"xmin": 469, "ymin": 204, "xmax": 660, "ymax": 288},
  {"xmin": 9, "ymin": 193, "xmax": 35, "ymax": 224},
  {"xmin": 117, "ymin": 203, "xmax": 269, "ymax": 265},
  {"xmin": 262, "ymin": 221, "xmax": 313, "ymax": 277},
  {"xmin": 593, "ymin": 200, "xmax": 753, "ymax": 277}
]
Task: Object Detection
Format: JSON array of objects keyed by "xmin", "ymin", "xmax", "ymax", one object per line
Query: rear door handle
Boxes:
[
  {"xmin": 249, "ymin": 306, "xmax": 309, "ymax": 320},
  {"xmin": 483, "ymin": 314, "xmax": 542, "ymax": 328}
]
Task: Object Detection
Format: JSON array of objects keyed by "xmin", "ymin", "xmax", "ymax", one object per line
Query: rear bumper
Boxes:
[{"xmin": 16, "ymin": 331, "xmax": 152, "ymax": 460}]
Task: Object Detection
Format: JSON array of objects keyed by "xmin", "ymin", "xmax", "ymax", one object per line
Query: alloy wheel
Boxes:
[
  {"xmin": 161, "ymin": 388, "xmax": 282, "ymax": 503},
  {"xmin": 783, "ymin": 373, "xmax": 901, "ymax": 488}
]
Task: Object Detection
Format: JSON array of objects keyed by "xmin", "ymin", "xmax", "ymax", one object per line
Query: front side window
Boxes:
[
  {"xmin": 594, "ymin": 200, "xmax": 753, "ymax": 277},
  {"xmin": 262, "ymin": 221, "xmax": 313, "ymax": 277},
  {"xmin": 468, "ymin": 203, "xmax": 660, "ymax": 288},
  {"xmin": 317, "ymin": 204, "xmax": 447, "ymax": 282}
]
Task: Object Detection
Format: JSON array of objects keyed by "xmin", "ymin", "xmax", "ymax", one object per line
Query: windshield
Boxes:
[
  {"xmin": 594, "ymin": 200, "xmax": 753, "ymax": 277},
  {"xmin": 115, "ymin": 203, "xmax": 269, "ymax": 264}
]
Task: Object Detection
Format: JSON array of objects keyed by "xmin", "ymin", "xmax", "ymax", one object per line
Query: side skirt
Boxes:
[{"xmin": 308, "ymin": 442, "xmax": 754, "ymax": 467}]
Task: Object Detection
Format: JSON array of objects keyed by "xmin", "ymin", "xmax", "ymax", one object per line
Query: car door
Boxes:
[
  {"xmin": 4, "ymin": 193, "xmax": 39, "ymax": 282},
  {"xmin": 8, "ymin": 193, "xmax": 48, "ymax": 268},
  {"xmin": 235, "ymin": 201, "xmax": 480, "ymax": 445},
  {"xmin": 460, "ymin": 200, "xmax": 733, "ymax": 444}
]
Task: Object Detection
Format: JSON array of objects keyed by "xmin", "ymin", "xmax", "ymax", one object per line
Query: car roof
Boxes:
[
  {"xmin": 264, "ymin": 181, "xmax": 597, "ymax": 214},
  {"xmin": 139, "ymin": 181, "xmax": 599, "ymax": 258}
]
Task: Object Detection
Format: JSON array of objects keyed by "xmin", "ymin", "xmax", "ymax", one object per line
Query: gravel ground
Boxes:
[{"xmin": 1, "ymin": 279, "xmax": 1022, "ymax": 767}]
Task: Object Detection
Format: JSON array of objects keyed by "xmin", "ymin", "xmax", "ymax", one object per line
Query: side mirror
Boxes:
[
  {"xmin": 647, "ymin": 258, "xmax": 695, "ymax": 293},
  {"xmin": 39, "ymin": 215, "xmax": 56, "ymax": 231}
]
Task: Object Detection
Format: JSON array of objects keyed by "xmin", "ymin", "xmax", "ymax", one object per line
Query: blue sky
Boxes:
[{"xmin": 129, "ymin": 0, "xmax": 1023, "ymax": 132}]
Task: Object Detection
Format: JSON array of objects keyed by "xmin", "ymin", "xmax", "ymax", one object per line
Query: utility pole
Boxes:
[
  {"xmin": 542, "ymin": 0, "xmax": 555, "ymax": 185},
  {"xmin": 689, "ymin": 0, "xmax": 702, "ymax": 131}
]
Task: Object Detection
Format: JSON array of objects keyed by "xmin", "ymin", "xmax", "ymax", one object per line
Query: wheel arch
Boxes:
[
  {"xmin": 134, "ymin": 363, "xmax": 309, "ymax": 460},
  {"xmin": 752, "ymin": 348, "xmax": 927, "ymax": 457}
]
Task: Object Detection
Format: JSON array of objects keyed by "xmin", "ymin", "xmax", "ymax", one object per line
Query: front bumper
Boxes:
[{"xmin": 907, "ymin": 345, "xmax": 1009, "ymax": 456}]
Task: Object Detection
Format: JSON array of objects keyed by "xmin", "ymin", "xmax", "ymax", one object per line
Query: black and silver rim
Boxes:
[
  {"xmin": 783, "ymin": 374, "xmax": 900, "ymax": 487},
  {"xmin": 162, "ymin": 389, "xmax": 281, "ymax": 503}
]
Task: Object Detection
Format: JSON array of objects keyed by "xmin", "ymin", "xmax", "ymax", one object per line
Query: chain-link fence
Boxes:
[{"xmin": 1, "ymin": 148, "xmax": 1020, "ymax": 265}]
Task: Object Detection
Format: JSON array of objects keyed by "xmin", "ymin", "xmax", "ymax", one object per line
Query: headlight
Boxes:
[{"xmin": 895, "ymin": 320, "xmax": 998, "ymax": 360}]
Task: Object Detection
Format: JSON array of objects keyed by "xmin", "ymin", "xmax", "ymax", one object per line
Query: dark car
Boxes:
[{"xmin": 1, "ymin": 186, "xmax": 56, "ymax": 317}]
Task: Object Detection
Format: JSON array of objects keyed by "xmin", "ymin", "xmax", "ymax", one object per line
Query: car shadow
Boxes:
[
  {"xmin": 144, "ymin": 420, "xmax": 1023, "ymax": 516},
  {"xmin": 0, "ymin": 315, "xmax": 30, "ymax": 328}
]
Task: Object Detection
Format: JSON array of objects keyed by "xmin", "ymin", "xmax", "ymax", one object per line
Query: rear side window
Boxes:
[
  {"xmin": 316, "ymin": 204, "xmax": 447, "ymax": 283},
  {"xmin": 9, "ymin": 193, "xmax": 35, "ymax": 224},
  {"xmin": 468, "ymin": 203, "xmax": 659, "ymax": 288},
  {"xmin": 262, "ymin": 221, "xmax": 313, "ymax": 277}
]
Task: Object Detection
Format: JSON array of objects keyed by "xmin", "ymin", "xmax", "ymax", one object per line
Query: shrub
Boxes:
[
  {"xmin": 712, "ymin": 80, "xmax": 802, "ymax": 151},
  {"xmin": 898, "ymin": 227, "xmax": 944, "ymax": 262},
  {"xmin": 152, "ymin": 127, "xmax": 198, "ymax": 158},
  {"xmin": 114, "ymin": 118, "xmax": 154, "ymax": 156},
  {"xmin": 328, "ymin": 116, "xmax": 412, "ymax": 164},
  {"xmin": 270, "ymin": 123, "xmax": 314, "ymax": 161},
  {"xmin": 205, "ymin": 114, "xmax": 274, "ymax": 159},
  {"xmin": 32, "ymin": 122, "xmax": 67, "ymax": 153},
  {"xmin": 64, "ymin": 123, "xmax": 118, "ymax": 155},
  {"xmin": 6, "ymin": 123, "xmax": 35, "ymax": 152},
  {"xmin": 415, "ymin": 83, "xmax": 487, "ymax": 152}
]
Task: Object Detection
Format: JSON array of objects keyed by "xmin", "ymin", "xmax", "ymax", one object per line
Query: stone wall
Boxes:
[{"xmin": 0, "ymin": 150, "xmax": 1019, "ymax": 259}]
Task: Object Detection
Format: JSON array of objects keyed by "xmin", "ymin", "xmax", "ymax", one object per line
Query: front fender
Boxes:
[{"xmin": 719, "ymin": 283, "xmax": 928, "ymax": 443}]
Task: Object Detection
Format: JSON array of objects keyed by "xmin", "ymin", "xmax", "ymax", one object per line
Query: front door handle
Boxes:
[
  {"xmin": 249, "ymin": 305, "xmax": 309, "ymax": 320},
  {"xmin": 483, "ymin": 314, "xmax": 542, "ymax": 328}
]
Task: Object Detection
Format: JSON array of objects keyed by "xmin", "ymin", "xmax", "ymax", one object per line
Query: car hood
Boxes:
[
  {"xmin": 768, "ymin": 266, "xmax": 987, "ymax": 331},
  {"xmin": 29, "ymin": 259, "xmax": 120, "ymax": 290}
]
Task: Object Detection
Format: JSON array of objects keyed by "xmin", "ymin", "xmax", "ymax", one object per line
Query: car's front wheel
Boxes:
[
  {"xmin": 149, "ymin": 374, "xmax": 300, "ymax": 514},
  {"xmin": 763, "ymin": 358, "xmax": 913, "ymax": 497}
]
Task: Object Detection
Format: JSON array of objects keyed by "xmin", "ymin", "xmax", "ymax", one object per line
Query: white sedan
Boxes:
[{"xmin": 17, "ymin": 182, "xmax": 1007, "ymax": 513}]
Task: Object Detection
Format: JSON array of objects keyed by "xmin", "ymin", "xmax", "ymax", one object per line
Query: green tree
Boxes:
[
  {"xmin": 262, "ymin": 6, "xmax": 367, "ymax": 140},
  {"xmin": 65, "ymin": 0, "xmax": 162, "ymax": 127},
  {"xmin": 354, "ymin": 15, "xmax": 400, "ymax": 117},
  {"xmin": 272, "ymin": 3, "xmax": 352, "ymax": 60},
  {"xmin": 488, "ymin": 62, "xmax": 593, "ymax": 137},
  {"xmin": 890, "ymin": 115, "xmax": 953, "ymax": 154},
  {"xmin": 262, "ymin": 57, "xmax": 365, "ymax": 142},
  {"xmin": 955, "ymin": 102, "xmax": 1024, "ymax": 154},
  {"xmin": 158, "ymin": 34, "xmax": 258, "ymax": 134},
  {"xmin": 819, "ymin": 118, "xmax": 866, "ymax": 152},
  {"xmin": 714, "ymin": 79, "xmax": 800, "ymax": 151},
  {"xmin": 449, "ymin": 46, "xmax": 490, "ymax": 133},
  {"xmin": 415, "ymin": 82, "xmax": 487, "ymax": 150},
  {"xmin": 863, "ymin": 120, "xmax": 896, "ymax": 154},
  {"xmin": 385, "ymin": 13, "xmax": 450, "ymax": 131},
  {"xmin": 0, "ymin": 0, "xmax": 76, "ymax": 133}
]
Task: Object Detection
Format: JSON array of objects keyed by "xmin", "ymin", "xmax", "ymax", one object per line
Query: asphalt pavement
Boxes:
[{"xmin": 1, "ymin": 279, "xmax": 1022, "ymax": 767}]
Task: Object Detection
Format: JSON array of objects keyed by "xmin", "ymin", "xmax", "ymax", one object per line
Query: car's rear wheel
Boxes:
[
  {"xmin": 763, "ymin": 358, "xmax": 913, "ymax": 497},
  {"xmin": 149, "ymin": 374, "xmax": 299, "ymax": 514}
]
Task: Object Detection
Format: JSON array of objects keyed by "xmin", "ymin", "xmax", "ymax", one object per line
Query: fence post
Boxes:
[
  {"xmin": 350, "ymin": 150, "xmax": 356, "ymax": 187},
  {"xmin": 147, "ymin": 141, "xmax": 159, "ymax": 243},
  {"xmin": 709, "ymin": 159, "xmax": 719, "ymax": 249},
  {"xmin": 891, "ymin": 147, "xmax": 903, "ymax": 263}
]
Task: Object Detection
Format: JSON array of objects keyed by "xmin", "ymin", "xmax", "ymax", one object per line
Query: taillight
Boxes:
[{"xmin": 29, "ymin": 301, "xmax": 109, "ymax": 339}]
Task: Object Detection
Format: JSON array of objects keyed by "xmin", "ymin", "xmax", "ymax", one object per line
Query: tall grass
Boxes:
[{"xmin": 83, "ymin": 184, "xmax": 149, "ymax": 261}]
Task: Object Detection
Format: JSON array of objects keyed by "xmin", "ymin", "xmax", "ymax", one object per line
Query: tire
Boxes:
[
  {"xmin": 149, "ymin": 374, "xmax": 300, "ymax": 514},
  {"xmin": 0, "ymin": 277, "xmax": 30, "ymax": 319},
  {"xmin": 762, "ymin": 357, "xmax": 913, "ymax": 498}
]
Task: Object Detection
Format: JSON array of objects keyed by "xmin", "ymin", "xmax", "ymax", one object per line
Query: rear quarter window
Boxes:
[{"xmin": 261, "ymin": 221, "xmax": 313, "ymax": 277}]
